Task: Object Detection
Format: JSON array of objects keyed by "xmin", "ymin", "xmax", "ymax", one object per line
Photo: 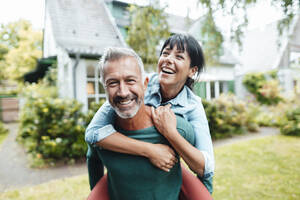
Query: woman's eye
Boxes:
[
  {"xmin": 176, "ymin": 55, "xmax": 184, "ymax": 59},
  {"xmin": 162, "ymin": 51, "xmax": 169, "ymax": 56}
]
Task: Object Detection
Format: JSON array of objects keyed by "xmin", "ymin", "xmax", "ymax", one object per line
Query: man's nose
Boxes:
[{"xmin": 117, "ymin": 82, "xmax": 130, "ymax": 97}]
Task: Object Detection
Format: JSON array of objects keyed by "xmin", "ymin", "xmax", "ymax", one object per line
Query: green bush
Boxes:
[
  {"xmin": 280, "ymin": 106, "xmax": 300, "ymax": 136},
  {"xmin": 203, "ymin": 94, "xmax": 259, "ymax": 140},
  {"xmin": 0, "ymin": 121, "xmax": 8, "ymax": 135},
  {"xmin": 18, "ymin": 96, "xmax": 87, "ymax": 161},
  {"xmin": 18, "ymin": 81, "xmax": 105, "ymax": 165},
  {"xmin": 243, "ymin": 71, "xmax": 283, "ymax": 105}
]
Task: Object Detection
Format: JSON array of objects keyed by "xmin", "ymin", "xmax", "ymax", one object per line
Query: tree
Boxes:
[
  {"xmin": 126, "ymin": 1, "xmax": 170, "ymax": 71},
  {"xmin": 195, "ymin": 0, "xmax": 299, "ymax": 62},
  {"xmin": 0, "ymin": 20, "xmax": 42, "ymax": 83}
]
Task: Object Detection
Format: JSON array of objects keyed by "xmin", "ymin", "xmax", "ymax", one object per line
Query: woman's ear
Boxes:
[{"xmin": 188, "ymin": 66, "xmax": 198, "ymax": 78}]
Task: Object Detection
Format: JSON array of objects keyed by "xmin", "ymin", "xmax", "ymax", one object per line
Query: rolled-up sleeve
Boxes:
[
  {"xmin": 85, "ymin": 101, "xmax": 116, "ymax": 145},
  {"xmin": 186, "ymin": 103, "xmax": 214, "ymax": 179}
]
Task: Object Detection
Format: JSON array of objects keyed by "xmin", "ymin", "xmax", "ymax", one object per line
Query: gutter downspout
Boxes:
[{"xmin": 73, "ymin": 53, "xmax": 80, "ymax": 99}]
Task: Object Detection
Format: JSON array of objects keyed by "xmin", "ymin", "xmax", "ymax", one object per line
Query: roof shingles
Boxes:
[{"xmin": 47, "ymin": 0, "xmax": 125, "ymax": 55}]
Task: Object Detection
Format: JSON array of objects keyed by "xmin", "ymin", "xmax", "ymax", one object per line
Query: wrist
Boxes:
[{"xmin": 141, "ymin": 142, "xmax": 153, "ymax": 158}]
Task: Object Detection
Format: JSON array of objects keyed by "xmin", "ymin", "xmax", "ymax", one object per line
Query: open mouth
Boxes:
[
  {"xmin": 161, "ymin": 67, "xmax": 175, "ymax": 74},
  {"xmin": 118, "ymin": 99, "xmax": 133, "ymax": 105}
]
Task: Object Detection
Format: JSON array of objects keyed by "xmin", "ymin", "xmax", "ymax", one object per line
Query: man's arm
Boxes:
[{"xmin": 85, "ymin": 101, "xmax": 177, "ymax": 171}]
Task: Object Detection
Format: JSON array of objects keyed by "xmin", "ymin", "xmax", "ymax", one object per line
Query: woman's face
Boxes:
[{"xmin": 158, "ymin": 44, "xmax": 196, "ymax": 90}]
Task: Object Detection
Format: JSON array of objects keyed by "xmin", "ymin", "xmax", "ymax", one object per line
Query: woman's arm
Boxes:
[
  {"xmin": 151, "ymin": 105, "xmax": 206, "ymax": 176},
  {"xmin": 85, "ymin": 101, "xmax": 177, "ymax": 172}
]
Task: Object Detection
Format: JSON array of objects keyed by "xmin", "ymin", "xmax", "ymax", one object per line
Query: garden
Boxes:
[{"xmin": 0, "ymin": 67, "xmax": 299, "ymax": 199}]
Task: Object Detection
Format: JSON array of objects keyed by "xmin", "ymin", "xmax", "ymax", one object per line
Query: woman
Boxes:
[{"xmin": 86, "ymin": 34, "xmax": 214, "ymax": 196}]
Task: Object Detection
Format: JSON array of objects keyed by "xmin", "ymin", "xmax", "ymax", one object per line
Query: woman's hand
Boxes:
[
  {"xmin": 151, "ymin": 104, "xmax": 177, "ymax": 137},
  {"xmin": 147, "ymin": 143, "xmax": 178, "ymax": 172}
]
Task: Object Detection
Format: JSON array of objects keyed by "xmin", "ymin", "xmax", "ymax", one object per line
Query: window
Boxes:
[{"xmin": 86, "ymin": 64, "xmax": 106, "ymax": 108}]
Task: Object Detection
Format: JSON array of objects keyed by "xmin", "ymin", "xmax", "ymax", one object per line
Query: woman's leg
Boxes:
[
  {"xmin": 180, "ymin": 166, "xmax": 213, "ymax": 200},
  {"xmin": 87, "ymin": 174, "xmax": 109, "ymax": 200}
]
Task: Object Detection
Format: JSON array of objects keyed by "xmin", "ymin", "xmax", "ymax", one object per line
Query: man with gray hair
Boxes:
[{"xmin": 86, "ymin": 47, "xmax": 196, "ymax": 199}]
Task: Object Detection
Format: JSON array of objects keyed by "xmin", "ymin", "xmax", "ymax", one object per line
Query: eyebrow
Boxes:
[{"xmin": 164, "ymin": 47, "xmax": 185, "ymax": 53}]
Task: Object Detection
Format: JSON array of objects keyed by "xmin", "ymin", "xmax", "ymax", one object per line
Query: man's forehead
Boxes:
[{"xmin": 103, "ymin": 57, "xmax": 142, "ymax": 78}]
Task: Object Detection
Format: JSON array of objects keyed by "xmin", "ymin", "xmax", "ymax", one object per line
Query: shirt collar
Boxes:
[{"xmin": 151, "ymin": 80, "xmax": 189, "ymax": 107}]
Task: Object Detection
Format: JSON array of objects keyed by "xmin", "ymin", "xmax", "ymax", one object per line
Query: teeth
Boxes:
[
  {"xmin": 162, "ymin": 68, "xmax": 175, "ymax": 74},
  {"xmin": 119, "ymin": 99, "xmax": 132, "ymax": 105}
]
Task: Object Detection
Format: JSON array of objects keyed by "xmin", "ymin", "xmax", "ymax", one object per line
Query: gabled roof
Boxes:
[
  {"xmin": 46, "ymin": 0, "xmax": 126, "ymax": 55},
  {"xmin": 238, "ymin": 15, "xmax": 300, "ymax": 73}
]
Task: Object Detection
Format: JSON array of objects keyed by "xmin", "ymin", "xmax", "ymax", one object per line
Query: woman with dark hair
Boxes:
[{"xmin": 86, "ymin": 34, "xmax": 214, "ymax": 198}]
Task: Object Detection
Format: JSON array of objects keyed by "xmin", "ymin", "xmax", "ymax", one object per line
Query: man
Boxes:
[{"xmin": 87, "ymin": 47, "xmax": 196, "ymax": 199}]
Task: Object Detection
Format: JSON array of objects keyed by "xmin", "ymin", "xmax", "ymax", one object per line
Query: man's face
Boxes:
[{"xmin": 103, "ymin": 56, "xmax": 147, "ymax": 119}]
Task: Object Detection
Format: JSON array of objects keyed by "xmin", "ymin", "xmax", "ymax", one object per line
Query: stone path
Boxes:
[
  {"xmin": 213, "ymin": 126, "xmax": 280, "ymax": 147},
  {"xmin": 0, "ymin": 123, "xmax": 87, "ymax": 192},
  {"xmin": 0, "ymin": 123, "xmax": 280, "ymax": 192}
]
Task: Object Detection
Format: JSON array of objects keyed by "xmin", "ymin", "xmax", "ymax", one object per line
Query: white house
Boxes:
[
  {"xmin": 234, "ymin": 14, "xmax": 300, "ymax": 98},
  {"xmin": 43, "ymin": 0, "xmax": 126, "ymax": 111}
]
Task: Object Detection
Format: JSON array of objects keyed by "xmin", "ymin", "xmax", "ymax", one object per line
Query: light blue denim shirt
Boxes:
[{"xmin": 85, "ymin": 73, "xmax": 214, "ymax": 178}]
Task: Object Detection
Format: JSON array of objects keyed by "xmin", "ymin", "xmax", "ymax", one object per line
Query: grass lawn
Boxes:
[
  {"xmin": 0, "ymin": 175, "xmax": 90, "ymax": 200},
  {"xmin": 213, "ymin": 135, "xmax": 300, "ymax": 200},
  {"xmin": 0, "ymin": 135, "xmax": 299, "ymax": 200}
]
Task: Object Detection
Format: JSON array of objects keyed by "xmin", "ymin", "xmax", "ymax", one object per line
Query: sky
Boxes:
[{"xmin": 0, "ymin": 0, "xmax": 283, "ymax": 31}]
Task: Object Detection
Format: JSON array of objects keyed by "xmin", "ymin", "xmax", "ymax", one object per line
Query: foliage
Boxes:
[
  {"xmin": 200, "ymin": 10, "xmax": 224, "ymax": 65},
  {"xmin": 195, "ymin": 0, "xmax": 299, "ymax": 61},
  {"xmin": 243, "ymin": 71, "xmax": 283, "ymax": 105},
  {"xmin": 85, "ymin": 100, "xmax": 106, "ymax": 126},
  {"xmin": 0, "ymin": 20, "xmax": 42, "ymax": 83},
  {"xmin": 203, "ymin": 94, "xmax": 258, "ymax": 140},
  {"xmin": 0, "ymin": 122, "xmax": 8, "ymax": 135},
  {"xmin": 126, "ymin": 1, "xmax": 170, "ymax": 71},
  {"xmin": 18, "ymin": 94, "xmax": 87, "ymax": 164},
  {"xmin": 17, "ymin": 73, "xmax": 105, "ymax": 166},
  {"xmin": 280, "ymin": 106, "xmax": 300, "ymax": 136},
  {"xmin": 213, "ymin": 135, "xmax": 300, "ymax": 199}
]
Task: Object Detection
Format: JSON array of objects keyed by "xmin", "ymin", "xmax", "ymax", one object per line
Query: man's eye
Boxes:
[
  {"xmin": 127, "ymin": 79, "xmax": 136, "ymax": 84},
  {"xmin": 107, "ymin": 82, "xmax": 118, "ymax": 87}
]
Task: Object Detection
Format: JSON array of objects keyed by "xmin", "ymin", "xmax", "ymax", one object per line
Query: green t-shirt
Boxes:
[{"xmin": 95, "ymin": 115, "xmax": 195, "ymax": 200}]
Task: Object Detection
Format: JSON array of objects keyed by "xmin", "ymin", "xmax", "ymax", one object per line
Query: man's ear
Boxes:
[
  {"xmin": 143, "ymin": 76, "xmax": 149, "ymax": 90},
  {"xmin": 188, "ymin": 66, "xmax": 198, "ymax": 78}
]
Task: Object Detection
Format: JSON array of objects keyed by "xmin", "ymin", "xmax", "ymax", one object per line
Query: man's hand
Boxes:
[
  {"xmin": 151, "ymin": 104, "xmax": 177, "ymax": 137},
  {"xmin": 147, "ymin": 143, "xmax": 178, "ymax": 172}
]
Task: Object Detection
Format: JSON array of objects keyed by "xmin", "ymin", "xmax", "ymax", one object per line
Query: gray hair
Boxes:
[{"xmin": 99, "ymin": 47, "xmax": 145, "ymax": 85}]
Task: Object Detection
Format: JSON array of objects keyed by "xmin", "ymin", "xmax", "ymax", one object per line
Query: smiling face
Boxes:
[
  {"xmin": 158, "ymin": 45, "xmax": 197, "ymax": 91},
  {"xmin": 103, "ymin": 56, "xmax": 147, "ymax": 119}
]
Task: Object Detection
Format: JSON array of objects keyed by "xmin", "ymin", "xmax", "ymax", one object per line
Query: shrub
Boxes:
[
  {"xmin": 18, "ymin": 95, "xmax": 87, "ymax": 162},
  {"xmin": 0, "ymin": 121, "xmax": 8, "ymax": 135},
  {"xmin": 280, "ymin": 106, "xmax": 300, "ymax": 136},
  {"xmin": 18, "ymin": 80, "xmax": 105, "ymax": 165},
  {"xmin": 203, "ymin": 94, "xmax": 259, "ymax": 140},
  {"xmin": 243, "ymin": 71, "xmax": 283, "ymax": 105}
]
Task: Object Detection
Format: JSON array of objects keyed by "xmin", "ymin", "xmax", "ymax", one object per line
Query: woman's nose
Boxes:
[{"xmin": 165, "ymin": 54, "xmax": 174, "ymax": 64}]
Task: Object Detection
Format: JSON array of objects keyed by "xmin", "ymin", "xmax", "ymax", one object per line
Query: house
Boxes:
[
  {"xmin": 43, "ymin": 0, "xmax": 241, "ymax": 110},
  {"xmin": 188, "ymin": 18, "xmax": 239, "ymax": 100},
  {"xmin": 234, "ymin": 14, "xmax": 300, "ymax": 98},
  {"xmin": 43, "ymin": 0, "xmax": 126, "ymax": 111},
  {"xmin": 104, "ymin": 0, "xmax": 239, "ymax": 100}
]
